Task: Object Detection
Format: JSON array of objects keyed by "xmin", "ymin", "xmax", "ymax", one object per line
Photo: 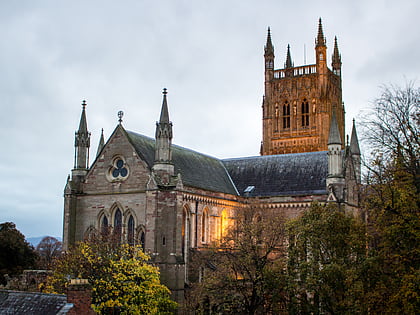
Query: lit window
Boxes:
[{"xmin": 201, "ymin": 209, "xmax": 209, "ymax": 244}]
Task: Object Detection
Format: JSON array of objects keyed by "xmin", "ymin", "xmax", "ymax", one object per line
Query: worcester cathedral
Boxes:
[{"xmin": 63, "ymin": 19, "xmax": 361, "ymax": 301}]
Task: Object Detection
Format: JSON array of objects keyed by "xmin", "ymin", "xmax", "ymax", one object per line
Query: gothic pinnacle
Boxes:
[
  {"xmin": 78, "ymin": 100, "xmax": 88, "ymax": 133},
  {"xmin": 285, "ymin": 44, "xmax": 293, "ymax": 68},
  {"xmin": 264, "ymin": 27, "xmax": 274, "ymax": 57},
  {"xmin": 332, "ymin": 36, "xmax": 341, "ymax": 64},
  {"xmin": 159, "ymin": 88, "xmax": 170, "ymax": 124},
  {"xmin": 316, "ymin": 18, "xmax": 326, "ymax": 47}
]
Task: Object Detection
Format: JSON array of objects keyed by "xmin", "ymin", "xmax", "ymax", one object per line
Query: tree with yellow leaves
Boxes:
[{"xmin": 46, "ymin": 231, "xmax": 177, "ymax": 314}]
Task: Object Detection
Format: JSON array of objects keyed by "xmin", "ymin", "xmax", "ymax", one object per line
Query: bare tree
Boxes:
[
  {"xmin": 360, "ymin": 81, "xmax": 420, "ymax": 192},
  {"xmin": 36, "ymin": 236, "xmax": 62, "ymax": 269},
  {"xmin": 360, "ymin": 81, "xmax": 420, "ymax": 314}
]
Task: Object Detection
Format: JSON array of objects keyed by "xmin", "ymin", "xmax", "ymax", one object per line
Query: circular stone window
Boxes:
[{"xmin": 108, "ymin": 157, "xmax": 129, "ymax": 181}]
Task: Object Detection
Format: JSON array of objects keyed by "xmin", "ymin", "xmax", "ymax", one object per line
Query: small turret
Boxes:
[
  {"xmin": 74, "ymin": 100, "xmax": 91, "ymax": 171},
  {"xmin": 315, "ymin": 18, "xmax": 328, "ymax": 90},
  {"xmin": 264, "ymin": 27, "xmax": 274, "ymax": 70},
  {"xmin": 332, "ymin": 36, "xmax": 342, "ymax": 76},
  {"xmin": 153, "ymin": 89, "xmax": 174, "ymax": 177},
  {"xmin": 327, "ymin": 112, "xmax": 345, "ymax": 201},
  {"xmin": 264, "ymin": 27, "xmax": 274, "ymax": 59}
]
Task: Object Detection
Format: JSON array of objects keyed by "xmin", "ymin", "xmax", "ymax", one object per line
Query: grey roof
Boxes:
[
  {"xmin": 125, "ymin": 130, "xmax": 238, "ymax": 195},
  {"xmin": 0, "ymin": 290, "xmax": 70, "ymax": 315},
  {"xmin": 222, "ymin": 151, "xmax": 328, "ymax": 197}
]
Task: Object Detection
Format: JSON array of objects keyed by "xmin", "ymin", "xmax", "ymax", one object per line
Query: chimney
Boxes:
[{"xmin": 67, "ymin": 279, "xmax": 96, "ymax": 314}]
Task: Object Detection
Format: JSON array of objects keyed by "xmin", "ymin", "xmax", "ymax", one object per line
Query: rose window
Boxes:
[{"xmin": 108, "ymin": 157, "xmax": 129, "ymax": 181}]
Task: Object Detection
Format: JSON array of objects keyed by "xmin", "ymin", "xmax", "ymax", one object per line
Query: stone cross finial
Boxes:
[{"xmin": 118, "ymin": 110, "xmax": 124, "ymax": 124}]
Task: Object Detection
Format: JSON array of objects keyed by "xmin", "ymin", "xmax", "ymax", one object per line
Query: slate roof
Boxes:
[
  {"xmin": 125, "ymin": 129, "xmax": 328, "ymax": 198},
  {"xmin": 222, "ymin": 151, "xmax": 328, "ymax": 197},
  {"xmin": 0, "ymin": 290, "xmax": 71, "ymax": 315},
  {"xmin": 126, "ymin": 131, "xmax": 238, "ymax": 195}
]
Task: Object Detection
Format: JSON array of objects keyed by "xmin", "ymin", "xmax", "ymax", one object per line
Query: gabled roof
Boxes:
[
  {"xmin": 0, "ymin": 290, "xmax": 71, "ymax": 315},
  {"xmin": 223, "ymin": 151, "xmax": 328, "ymax": 197},
  {"xmin": 125, "ymin": 130, "xmax": 238, "ymax": 195}
]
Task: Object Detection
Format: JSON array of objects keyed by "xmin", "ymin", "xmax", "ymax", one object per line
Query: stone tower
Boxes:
[{"xmin": 261, "ymin": 19, "xmax": 345, "ymax": 155}]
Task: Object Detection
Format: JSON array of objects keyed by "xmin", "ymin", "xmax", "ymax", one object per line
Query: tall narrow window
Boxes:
[
  {"xmin": 127, "ymin": 215, "xmax": 135, "ymax": 245},
  {"xmin": 182, "ymin": 208, "xmax": 191, "ymax": 268},
  {"xmin": 101, "ymin": 215, "xmax": 108, "ymax": 235},
  {"xmin": 283, "ymin": 101, "xmax": 290, "ymax": 129},
  {"xmin": 114, "ymin": 209, "xmax": 122, "ymax": 240},
  {"xmin": 201, "ymin": 209, "xmax": 209, "ymax": 244},
  {"xmin": 140, "ymin": 231, "xmax": 145, "ymax": 251},
  {"xmin": 302, "ymin": 99, "xmax": 309, "ymax": 127}
]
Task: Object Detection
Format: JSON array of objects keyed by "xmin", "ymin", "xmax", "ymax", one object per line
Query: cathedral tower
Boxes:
[{"xmin": 261, "ymin": 19, "xmax": 345, "ymax": 155}]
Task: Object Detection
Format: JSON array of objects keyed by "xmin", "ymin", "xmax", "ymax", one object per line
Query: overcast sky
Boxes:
[{"xmin": 1, "ymin": 0, "xmax": 418, "ymax": 238}]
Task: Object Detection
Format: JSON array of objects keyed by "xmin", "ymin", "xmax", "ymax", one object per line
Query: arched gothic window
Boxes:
[
  {"xmin": 301, "ymin": 99, "xmax": 310, "ymax": 127},
  {"xmin": 182, "ymin": 208, "xmax": 191, "ymax": 259},
  {"xmin": 220, "ymin": 209, "xmax": 228, "ymax": 239},
  {"xmin": 127, "ymin": 215, "xmax": 135, "ymax": 246},
  {"xmin": 140, "ymin": 231, "xmax": 145, "ymax": 251},
  {"xmin": 283, "ymin": 101, "xmax": 290, "ymax": 129},
  {"xmin": 114, "ymin": 209, "xmax": 122, "ymax": 240},
  {"xmin": 201, "ymin": 209, "xmax": 209, "ymax": 244},
  {"xmin": 101, "ymin": 215, "xmax": 108, "ymax": 235}
]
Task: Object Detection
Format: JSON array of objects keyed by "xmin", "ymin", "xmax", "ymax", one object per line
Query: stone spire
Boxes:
[
  {"xmin": 316, "ymin": 18, "xmax": 326, "ymax": 47},
  {"xmin": 284, "ymin": 44, "xmax": 293, "ymax": 68},
  {"xmin": 154, "ymin": 88, "xmax": 173, "ymax": 164},
  {"xmin": 349, "ymin": 119, "xmax": 361, "ymax": 155},
  {"xmin": 328, "ymin": 112, "xmax": 342, "ymax": 145},
  {"xmin": 332, "ymin": 36, "xmax": 342, "ymax": 75},
  {"xmin": 96, "ymin": 128, "xmax": 105, "ymax": 157},
  {"xmin": 74, "ymin": 100, "xmax": 91, "ymax": 170},
  {"xmin": 264, "ymin": 27, "xmax": 274, "ymax": 57}
]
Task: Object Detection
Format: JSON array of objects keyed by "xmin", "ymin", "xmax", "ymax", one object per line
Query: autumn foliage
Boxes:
[{"xmin": 46, "ymin": 233, "xmax": 177, "ymax": 314}]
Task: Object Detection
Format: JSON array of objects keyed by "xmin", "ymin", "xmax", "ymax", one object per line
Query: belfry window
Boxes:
[
  {"xmin": 283, "ymin": 101, "xmax": 290, "ymax": 129},
  {"xmin": 302, "ymin": 99, "xmax": 309, "ymax": 127}
]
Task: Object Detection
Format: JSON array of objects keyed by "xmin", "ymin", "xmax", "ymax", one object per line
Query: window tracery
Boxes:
[
  {"xmin": 283, "ymin": 101, "xmax": 291, "ymax": 129},
  {"xmin": 302, "ymin": 99, "xmax": 310, "ymax": 127},
  {"xmin": 107, "ymin": 156, "xmax": 129, "ymax": 182}
]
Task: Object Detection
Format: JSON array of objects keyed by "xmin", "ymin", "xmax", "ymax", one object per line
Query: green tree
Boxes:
[
  {"xmin": 286, "ymin": 203, "xmax": 367, "ymax": 314},
  {"xmin": 187, "ymin": 207, "xmax": 287, "ymax": 314},
  {"xmin": 0, "ymin": 222, "xmax": 38, "ymax": 285},
  {"xmin": 46, "ymin": 232, "xmax": 177, "ymax": 314},
  {"xmin": 360, "ymin": 82, "xmax": 420, "ymax": 314}
]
